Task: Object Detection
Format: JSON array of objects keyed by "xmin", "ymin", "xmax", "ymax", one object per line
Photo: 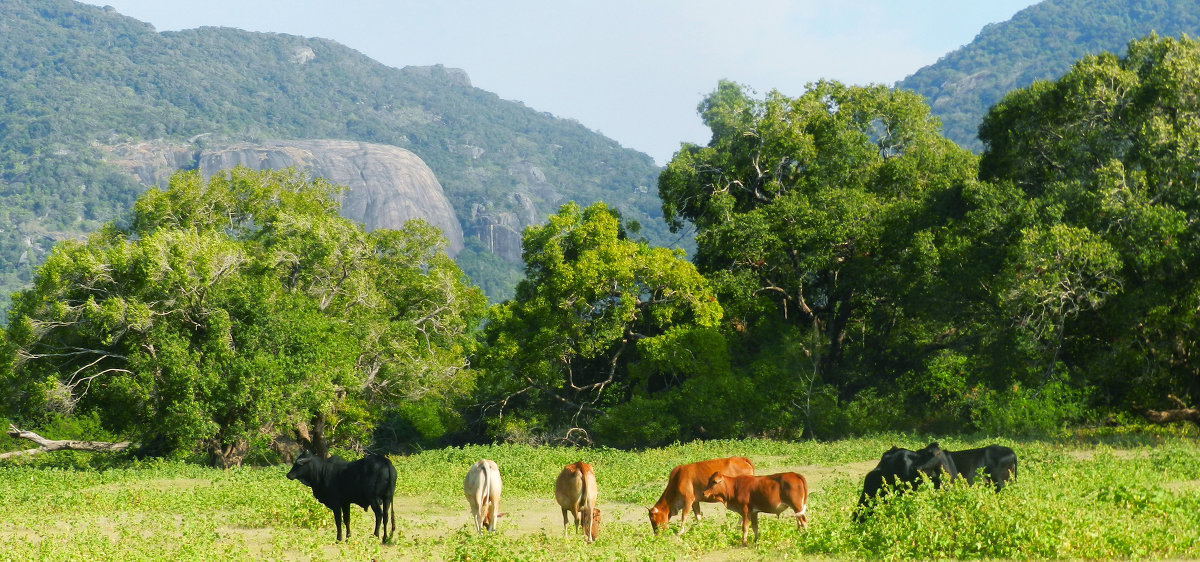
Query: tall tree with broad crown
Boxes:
[
  {"xmin": 476, "ymin": 202, "xmax": 722, "ymax": 442},
  {"xmin": 659, "ymin": 80, "xmax": 979, "ymax": 434},
  {"xmin": 2, "ymin": 168, "xmax": 485, "ymax": 464},
  {"xmin": 979, "ymin": 34, "xmax": 1200, "ymax": 408}
]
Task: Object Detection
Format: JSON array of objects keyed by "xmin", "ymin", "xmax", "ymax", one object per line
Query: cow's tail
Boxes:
[
  {"xmin": 581, "ymin": 466, "xmax": 594, "ymax": 538},
  {"xmin": 480, "ymin": 462, "xmax": 492, "ymax": 529}
]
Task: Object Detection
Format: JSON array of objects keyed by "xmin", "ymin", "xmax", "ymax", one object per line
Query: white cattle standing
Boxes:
[{"xmin": 464, "ymin": 459, "xmax": 503, "ymax": 532}]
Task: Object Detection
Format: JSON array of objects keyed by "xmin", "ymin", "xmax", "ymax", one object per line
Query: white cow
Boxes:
[{"xmin": 464, "ymin": 459, "xmax": 502, "ymax": 532}]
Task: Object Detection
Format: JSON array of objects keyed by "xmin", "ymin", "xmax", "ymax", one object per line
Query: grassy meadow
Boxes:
[{"xmin": 2, "ymin": 428, "xmax": 1199, "ymax": 560}]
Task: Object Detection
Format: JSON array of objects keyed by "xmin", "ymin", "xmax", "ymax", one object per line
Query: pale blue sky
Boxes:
[{"xmin": 84, "ymin": 1, "xmax": 1038, "ymax": 164}]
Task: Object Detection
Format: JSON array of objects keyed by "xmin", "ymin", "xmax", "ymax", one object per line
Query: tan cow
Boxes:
[
  {"xmin": 554, "ymin": 461, "xmax": 601, "ymax": 542},
  {"xmin": 647, "ymin": 456, "xmax": 755, "ymax": 535},
  {"xmin": 702, "ymin": 471, "xmax": 809, "ymax": 546},
  {"xmin": 464, "ymin": 459, "xmax": 502, "ymax": 533}
]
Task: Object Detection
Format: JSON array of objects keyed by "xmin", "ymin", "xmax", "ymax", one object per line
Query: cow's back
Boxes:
[
  {"xmin": 341, "ymin": 454, "xmax": 396, "ymax": 507},
  {"xmin": 730, "ymin": 473, "xmax": 806, "ymax": 510},
  {"xmin": 676, "ymin": 456, "xmax": 754, "ymax": 492}
]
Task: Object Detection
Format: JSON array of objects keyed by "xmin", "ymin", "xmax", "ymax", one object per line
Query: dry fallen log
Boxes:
[
  {"xmin": 1, "ymin": 424, "xmax": 132, "ymax": 460},
  {"xmin": 1142, "ymin": 394, "xmax": 1200, "ymax": 425}
]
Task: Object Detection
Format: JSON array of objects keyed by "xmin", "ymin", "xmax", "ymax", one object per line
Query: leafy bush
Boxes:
[{"xmin": 969, "ymin": 381, "xmax": 1090, "ymax": 436}]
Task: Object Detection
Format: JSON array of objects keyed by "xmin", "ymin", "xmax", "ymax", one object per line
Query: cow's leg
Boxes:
[
  {"xmin": 470, "ymin": 498, "xmax": 482, "ymax": 533},
  {"xmin": 377, "ymin": 500, "xmax": 390, "ymax": 544},
  {"xmin": 371, "ymin": 503, "xmax": 383, "ymax": 537},
  {"xmin": 385, "ymin": 497, "xmax": 395, "ymax": 543},
  {"xmin": 488, "ymin": 497, "xmax": 499, "ymax": 532},
  {"xmin": 739, "ymin": 510, "xmax": 751, "ymax": 547},
  {"xmin": 692, "ymin": 500, "xmax": 704, "ymax": 521},
  {"xmin": 750, "ymin": 511, "xmax": 761, "ymax": 545},
  {"xmin": 342, "ymin": 505, "xmax": 352, "ymax": 539},
  {"xmin": 332, "ymin": 507, "xmax": 345, "ymax": 542},
  {"xmin": 676, "ymin": 500, "xmax": 692, "ymax": 535},
  {"xmin": 561, "ymin": 507, "xmax": 570, "ymax": 536}
]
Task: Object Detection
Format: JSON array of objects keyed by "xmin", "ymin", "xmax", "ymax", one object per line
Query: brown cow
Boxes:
[
  {"xmin": 554, "ymin": 461, "xmax": 601, "ymax": 542},
  {"xmin": 648, "ymin": 456, "xmax": 755, "ymax": 535},
  {"xmin": 702, "ymin": 471, "xmax": 809, "ymax": 546}
]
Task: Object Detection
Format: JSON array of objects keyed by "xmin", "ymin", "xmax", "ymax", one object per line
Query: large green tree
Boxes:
[
  {"xmin": 476, "ymin": 202, "xmax": 723, "ymax": 445},
  {"xmin": 979, "ymin": 34, "xmax": 1200, "ymax": 408},
  {"xmin": 1, "ymin": 168, "xmax": 485, "ymax": 464},
  {"xmin": 659, "ymin": 81, "xmax": 980, "ymax": 434}
]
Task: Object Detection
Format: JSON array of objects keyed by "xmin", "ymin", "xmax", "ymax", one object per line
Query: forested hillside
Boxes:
[
  {"xmin": 897, "ymin": 0, "xmax": 1200, "ymax": 150},
  {"xmin": 0, "ymin": 0, "xmax": 665, "ymax": 309}
]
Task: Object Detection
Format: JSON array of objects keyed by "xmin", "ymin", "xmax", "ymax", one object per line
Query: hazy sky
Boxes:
[{"xmin": 84, "ymin": 1, "xmax": 1039, "ymax": 164}]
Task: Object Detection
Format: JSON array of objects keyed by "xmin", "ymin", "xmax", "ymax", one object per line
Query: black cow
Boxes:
[
  {"xmin": 287, "ymin": 452, "xmax": 397, "ymax": 543},
  {"xmin": 853, "ymin": 444, "xmax": 958, "ymax": 522},
  {"xmin": 925, "ymin": 442, "xmax": 1018, "ymax": 491}
]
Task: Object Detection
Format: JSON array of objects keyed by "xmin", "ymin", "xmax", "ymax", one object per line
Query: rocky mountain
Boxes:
[
  {"xmin": 0, "ymin": 0, "xmax": 665, "ymax": 311},
  {"xmin": 102, "ymin": 139, "xmax": 465, "ymax": 254},
  {"xmin": 897, "ymin": 0, "xmax": 1200, "ymax": 151}
]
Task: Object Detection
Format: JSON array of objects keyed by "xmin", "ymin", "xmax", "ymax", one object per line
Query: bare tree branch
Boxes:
[{"xmin": 1, "ymin": 425, "xmax": 132, "ymax": 461}]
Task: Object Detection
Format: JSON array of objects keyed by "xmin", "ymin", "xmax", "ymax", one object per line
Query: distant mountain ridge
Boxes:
[
  {"xmin": 0, "ymin": 0, "xmax": 665, "ymax": 308},
  {"xmin": 897, "ymin": 0, "xmax": 1200, "ymax": 151}
]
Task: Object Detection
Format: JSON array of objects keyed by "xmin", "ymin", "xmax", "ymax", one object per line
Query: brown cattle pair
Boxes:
[{"xmin": 648, "ymin": 456, "xmax": 809, "ymax": 546}]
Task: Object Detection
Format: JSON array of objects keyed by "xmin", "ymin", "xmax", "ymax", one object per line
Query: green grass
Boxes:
[{"xmin": 2, "ymin": 428, "xmax": 1199, "ymax": 560}]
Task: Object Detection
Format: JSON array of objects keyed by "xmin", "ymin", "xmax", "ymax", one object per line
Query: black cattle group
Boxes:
[
  {"xmin": 286, "ymin": 452, "xmax": 397, "ymax": 543},
  {"xmin": 854, "ymin": 442, "xmax": 1018, "ymax": 521}
]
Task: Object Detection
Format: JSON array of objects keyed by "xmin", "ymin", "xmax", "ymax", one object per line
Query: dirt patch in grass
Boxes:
[
  {"xmin": 1066, "ymin": 449, "xmax": 1150, "ymax": 461},
  {"xmin": 1164, "ymin": 479, "xmax": 1200, "ymax": 492}
]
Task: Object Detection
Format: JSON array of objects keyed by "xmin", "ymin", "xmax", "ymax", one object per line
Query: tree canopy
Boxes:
[
  {"xmin": 475, "ymin": 202, "xmax": 723, "ymax": 445},
  {"xmin": 659, "ymin": 80, "xmax": 981, "ymax": 435},
  {"xmin": 1, "ymin": 168, "xmax": 486, "ymax": 464},
  {"xmin": 979, "ymin": 34, "xmax": 1200, "ymax": 408}
]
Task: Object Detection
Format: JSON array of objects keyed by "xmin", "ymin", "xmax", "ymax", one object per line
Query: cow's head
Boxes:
[
  {"xmin": 701, "ymin": 471, "xmax": 730, "ymax": 505},
  {"xmin": 916, "ymin": 442, "xmax": 958, "ymax": 484},
  {"xmin": 648, "ymin": 505, "xmax": 668, "ymax": 534},
  {"xmin": 582, "ymin": 507, "xmax": 601, "ymax": 542},
  {"xmin": 286, "ymin": 452, "xmax": 320, "ymax": 487}
]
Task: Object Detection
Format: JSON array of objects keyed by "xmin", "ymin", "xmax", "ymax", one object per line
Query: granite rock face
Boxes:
[{"xmin": 104, "ymin": 139, "xmax": 464, "ymax": 255}]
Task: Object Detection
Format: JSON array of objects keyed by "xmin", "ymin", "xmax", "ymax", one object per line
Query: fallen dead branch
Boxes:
[
  {"xmin": 1142, "ymin": 394, "xmax": 1200, "ymax": 425},
  {"xmin": 1, "ymin": 424, "xmax": 132, "ymax": 461}
]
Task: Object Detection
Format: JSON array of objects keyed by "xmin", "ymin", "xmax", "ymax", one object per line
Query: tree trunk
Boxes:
[
  {"xmin": 1, "ymin": 425, "xmax": 132, "ymax": 460},
  {"xmin": 1142, "ymin": 395, "xmax": 1200, "ymax": 425},
  {"xmin": 206, "ymin": 438, "xmax": 249, "ymax": 468},
  {"xmin": 294, "ymin": 416, "xmax": 331, "ymax": 458}
]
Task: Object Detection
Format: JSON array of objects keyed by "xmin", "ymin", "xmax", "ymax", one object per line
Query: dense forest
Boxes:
[
  {"xmin": 6, "ymin": 34, "xmax": 1200, "ymax": 464},
  {"xmin": 0, "ymin": 0, "xmax": 665, "ymax": 309},
  {"xmin": 897, "ymin": 0, "xmax": 1200, "ymax": 150}
]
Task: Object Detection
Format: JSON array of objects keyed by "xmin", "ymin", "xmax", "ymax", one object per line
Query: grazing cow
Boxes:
[
  {"xmin": 853, "ymin": 444, "xmax": 958, "ymax": 522},
  {"xmin": 702, "ymin": 471, "xmax": 809, "ymax": 546},
  {"xmin": 286, "ymin": 452, "xmax": 396, "ymax": 543},
  {"xmin": 554, "ymin": 461, "xmax": 601, "ymax": 542},
  {"xmin": 648, "ymin": 456, "xmax": 755, "ymax": 535},
  {"xmin": 464, "ymin": 459, "xmax": 503, "ymax": 533},
  {"xmin": 927, "ymin": 442, "xmax": 1018, "ymax": 491}
]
